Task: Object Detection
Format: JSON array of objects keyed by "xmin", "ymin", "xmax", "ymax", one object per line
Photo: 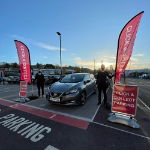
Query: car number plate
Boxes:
[{"xmin": 50, "ymin": 97, "xmax": 60, "ymax": 102}]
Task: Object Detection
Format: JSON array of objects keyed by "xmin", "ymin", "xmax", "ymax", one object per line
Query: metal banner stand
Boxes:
[
  {"xmin": 19, "ymin": 96, "xmax": 30, "ymax": 103},
  {"xmin": 108, "ymin": 113, "xmax": 140, "ymax": 128},
  {"xmin": 16, "ymin": 81, "xmax": 30, "ymax": 103},
  {"xmin": 107, "ymin": 84, "xmax": 140, "ymax": 129}
]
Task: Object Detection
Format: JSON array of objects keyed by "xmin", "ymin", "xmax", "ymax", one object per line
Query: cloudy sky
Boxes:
[{"xmin": 0, "ymin": 0, "xmax": 150, "ymax": 70}]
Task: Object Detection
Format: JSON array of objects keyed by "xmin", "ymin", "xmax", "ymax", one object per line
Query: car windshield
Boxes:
[{"xmin": 60, "ymin": 74, "xmax": 85, "ymax": 83}]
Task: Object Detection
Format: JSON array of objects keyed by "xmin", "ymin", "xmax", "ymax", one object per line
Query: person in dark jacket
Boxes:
[
  {"xmin": 96, "ymin": 64, "xmax": 113, "ymax": 106},
  {"xmin": 34, "ymin": 70, "xmax": 45, "ymax": 97}
]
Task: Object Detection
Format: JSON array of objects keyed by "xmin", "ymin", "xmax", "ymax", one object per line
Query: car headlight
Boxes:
[
  {"xmin": 47, "ymin": 86, "xmax": 51, "ymax": 91},
  {"xmin": 66, "ymin": 89, "xmax": 78, "ymax": 95}
]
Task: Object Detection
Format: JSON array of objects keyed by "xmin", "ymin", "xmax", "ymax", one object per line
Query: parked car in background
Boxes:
[
  {"xmin": 46, "ymin": 73, "xmax": 96, "ymax": 105},
  {"xmin": 32, "ymin": 75, "xmax": 35, "ymax": 82},
  {"xmin": 2, "ymin": 77, "xmax": 10, "ymax": 82},
  {"xmin": 44, "ymin": 75, "xmax": 61, "ymax": 85},
  {"xmin": 7, "ymin": 76, "xmax": 20, "ymax": 84},
  {"xmin": 139, "ymin": 74, "xmax": 150, "ymax": 79},
  {"xmin": 0, "ymin": 77, "xmax": 3, "ymax": 83},
  {"xmin": 32, "ymin": 74, "xmax": 60, "ymax": 85},
  {"xmin": 44, "ymin": 74, "xmax": 50, "ymax": 84},
  {"xmin": 48, "ymin": 75, "xmax": 60, "ymax": 84}
]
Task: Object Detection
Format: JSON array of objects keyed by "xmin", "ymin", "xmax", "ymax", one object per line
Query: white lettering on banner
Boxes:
[
  {"xmin": 113, "ymin": 101, "xmax": 135, "ymax": 108},
  {"xmin": 114, "ymin": 91, "xmax": 134, "ymax": 97},
  {"xmin": 0, "ymin": 114, "xmax": 51, "ymax": 143},
  {"xmin": 119, "ymin": 25, "xmax": 133, "ymax": 72},
  {"xmin": 114, "ymin": 96, "xmax": 135, "ymax": 102},
  {"xmin": 20, "ymin": 45, "xmax": 28, "ymax": 80},
  {"xmin": 123, "ymin": 26, "xmax": 132, "ymax": 53}
]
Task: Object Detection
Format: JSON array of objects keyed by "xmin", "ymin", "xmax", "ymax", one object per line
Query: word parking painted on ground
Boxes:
[{"xmin": 0, "ymin": 113, "xmax": 51, "ymax": 142}]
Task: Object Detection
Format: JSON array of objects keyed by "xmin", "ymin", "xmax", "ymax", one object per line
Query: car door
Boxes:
[{"xmin": 90, "ymin": 74, "xmax": 96, "ymax": 92}]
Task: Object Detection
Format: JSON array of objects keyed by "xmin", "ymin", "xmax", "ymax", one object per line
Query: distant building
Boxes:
[
  {"xmin": 65, "ymin": 69, "xmax": 75, "ymax": 74},
  {"xmin": 32, "ymin": 69, "xmax": 61, "ymax": 75},
  {"xmin": 125, "ymin": 69, "xmax": 150, "ymax": 76}
]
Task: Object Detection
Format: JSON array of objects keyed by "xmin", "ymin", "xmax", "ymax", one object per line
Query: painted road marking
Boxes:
[
  {"xmin": 0, "ymin": 98, "xmax": 91, "ymax": 122},
  {"xmin": 44, "ymin": 145, "xmax": 59, "ymax": 150},
  {"xmin": 91, "ymin": 87, "xmax": 110, "ymax": 121},
  {"xmin": 0, "ymin": 113, "xmax": 51, "ymax": 143},
  {"xmin": 0, "ymin": 90, "xmax": 38, "ymax": 99},
  {"xmin": 0, "ymin": 99, "xmax": 89, "ymax": 130},
  {"xmin": 0, "ymin": 86, "xmax": 47, "ymax": 94},
  {"xmin": 23, "ymin": 104, "xmax": 91, "ymax": 122},
  {"xmin": 1, "ymin": 98, "xmax": 150, "ymax": 141},
  {"xmin": 138, "ymin": 97, "xmax": 150, "ymax": 112},
  {"xmin": 0, "ymin": 98, "xmax": 15, "ymax": 106},
  {"xmin": 0, "ymin": 89, "xmax": 37, "ymax": 94},
  {"xmin": 91, "ymin": 102, "xmax": 102, "ymax": 121},
  {"xmin": 93, "ymin": 121, "xmax": 150, "ymax": 140},
  {"xmin": 49, "ymin": 114, "xmax": 57, "ymax": 119}
]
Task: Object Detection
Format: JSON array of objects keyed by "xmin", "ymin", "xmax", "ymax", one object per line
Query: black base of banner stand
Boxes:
[
  {"xmin": 27, "ymin": 83, "xmax": 38, "ymax": 100},
  {"xmin": 108, "ymin": 113, "xmax": 140, "ymax": 128},
  {"xmin": 28, "ymin": 95, "xmax": 38, "ymax": 100}
]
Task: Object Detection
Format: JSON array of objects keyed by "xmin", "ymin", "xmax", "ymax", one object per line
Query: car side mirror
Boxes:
[{"xmin": 84, "ymin": 80, "xmax": 91, "ymax": 84}]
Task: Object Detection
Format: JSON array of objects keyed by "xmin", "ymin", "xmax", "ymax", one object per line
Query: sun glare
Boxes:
[{"xmin": 96, "ymin": 62, "xmax": 114, "ymax": 69}]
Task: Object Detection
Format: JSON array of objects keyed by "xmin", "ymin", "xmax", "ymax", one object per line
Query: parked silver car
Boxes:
[{"xmin": 46, "ymin": 73, "xmax": 96, "ymax": 105}]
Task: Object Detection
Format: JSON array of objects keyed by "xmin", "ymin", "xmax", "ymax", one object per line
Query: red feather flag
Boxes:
[
  {"xmin": 115, "ymin": 11, "xmax": 144, "ymax": 84},
  {"xmin": 14, "ymin": 40, "xmax": 31, "ymax": 84}
]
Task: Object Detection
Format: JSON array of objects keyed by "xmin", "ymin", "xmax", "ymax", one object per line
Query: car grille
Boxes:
[{"xmin": 50, "ymin": 92, "xmax": 63, "ymax": 98}]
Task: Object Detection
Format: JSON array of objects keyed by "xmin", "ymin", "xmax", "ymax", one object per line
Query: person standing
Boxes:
[
  {"xmin": 34, "ymin": 70, "xmax": 45, "ymax": 97},
  {"xmin": 96, "ymin": 64, "xmax": 113, "ymax": 107}
]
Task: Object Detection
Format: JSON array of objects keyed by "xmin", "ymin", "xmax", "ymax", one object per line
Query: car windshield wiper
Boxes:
[{"xmin": 61, "ymin": 81, "xmax": 71, "ymax": 83}]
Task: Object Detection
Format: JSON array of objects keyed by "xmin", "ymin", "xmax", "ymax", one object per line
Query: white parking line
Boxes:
[
  {"xmin": 91, "ymin": 87, "xmax": 110, "ymax": 121},
  {"xmin": 0, "ymin": 90, "xmax": 19, "ymax": 93},
  {"xmin": 91, "ymin": 102, "xmax": 102, "ymax": 121},
  {"xmin": 44, "ymin": 145, "xmax": 59, "ymax": 150},
  {"xmin": 93, "ymin": 121, "xmax": 150, "ymax": 140},
  {"xmin": 49, "ymin": 114, "xmax": 57, "ymax": 119},
  {"xmin": 138, "ymin": 97, "xmax": 150, "ymax": 112},
  {"xmin": 0, "ymin": 90, "xmax": 38, "ymax": 99},
  {"xmin": 0, "ymin": 93, "xmax": 19, "ymax": 99}
]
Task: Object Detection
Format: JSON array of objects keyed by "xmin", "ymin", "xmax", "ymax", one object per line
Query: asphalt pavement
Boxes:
[{"xmin": 0, "ymin": 79, "xmax": 150, "ymax": 150}]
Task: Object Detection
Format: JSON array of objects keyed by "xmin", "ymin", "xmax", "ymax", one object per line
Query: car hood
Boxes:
[{"xmin": 50, "ymin": 82, "xmax": 81, "ymax": 93}]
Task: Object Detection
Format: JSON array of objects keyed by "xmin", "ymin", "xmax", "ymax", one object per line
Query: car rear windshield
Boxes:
[{"xmin": 60, "ymin": 74, "xmax": 84, "ymax": 83}]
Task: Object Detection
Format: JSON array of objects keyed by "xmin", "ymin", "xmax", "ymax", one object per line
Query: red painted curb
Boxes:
[
  {"xmin": 0, "ymin": 99, "xmax": 15, "ymax": 106},
  {"xmin": 0, "ymin": 99, "xmax": 89, "ymax": 130}
]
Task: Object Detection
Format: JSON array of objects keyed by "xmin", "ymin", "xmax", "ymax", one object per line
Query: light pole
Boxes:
[
  {"xmin": 94, "ymin": 59, "xmax": 95, "ymax": 75},
  {"xmin": 56, "ymin": 32, "xmax": 62, "ymax": 76}
]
